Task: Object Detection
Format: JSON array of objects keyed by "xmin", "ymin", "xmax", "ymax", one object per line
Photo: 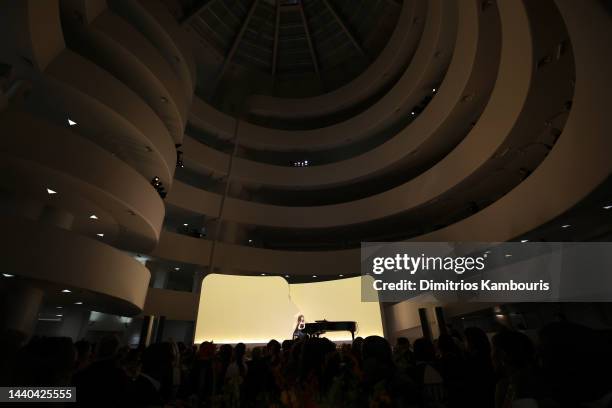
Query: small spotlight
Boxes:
[
  {"xmin": 89, "ymin": 214, "xmax": 98, "ymax": 220},
  {"xmin": 74, "ymin": 301, "xmax": 83, "ymax": 305},
  {"xmin": 62, "ymin": 289, "xmax": 71, "ymax": 293},
  {"xmin": 604, "ymin": 205, "xmax": 612, "ymax": 210},
  {"xmin": 174, "ymin": 267, "xmax": 180, "ymax": 271},
  {"xmin": 2, "ymin": 273, "xmax": 14, "ymax": 278},
  {"xmin": 495, "ymin": 314, "xmax": 504, "ymax": 318},
  {"xmin": 96, "ymin": 233, "xmax": 104, "ymax": 237},
  {"xmin": 339, "ymin": 274, "xmax": 344, "ymax": 277},
  {"xmin": 56, "ymin": 314, "xmax": 63, "ymax": 317},
  {"xmin": 562, "ymin": 224, "xmax": 571, "ymax": 228},
  {"xmin": 505, "ymin": 254, "xmax": 512, "ymax": 258},
  {"xmin": 432, "ymin": 88, "xmax": 437, "ymax": 92},
  {"xmin": 56, "ymin": 306, "xmax": 63, "ymax": 309},
  {"xmin": 47, "ymin": 188, "xmax": 57, "ymax": 195},
  {"xmin": 285, "ymin": 275, "xmax": 289, "ymax": 278},
  {"xmin": 261, "ymin": 273, "xmax": 266, "ymax": 276},
  {"xmin": 183, "ymin": 223, "xmax": 188, "ymax": 226},
  {"xmin": 411, "ymin": 111, "xmax": 415, "ymax": 116},
  {"xmin": 312, "ymin": 275, "xmax": 317, "ymax": 278},
  {"xmin": 520, "ymin": 239, "xmax": 529, "ymax": 243},
  {"xmin": 67, "ymin": 118, "xmax": 77, "ymax": 126}
]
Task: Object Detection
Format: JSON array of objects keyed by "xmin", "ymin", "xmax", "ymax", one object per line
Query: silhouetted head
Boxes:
[
  {"xmin": 491, "ymin": 330, "xmax": 535, "ymax": 372},
  {"xmin": 142, "ymin": 342, "xmax": 174, "ymax": 380},
  {"xmin": 362, "ymin": 336, "xmax": 392, "ymax": 365},
  {"xmin": 437, "ymin": 334, "xmax": 461, "ymax": 356},
  {"xmin": 413, "ymin": 338, "xmax": 436, "ymax": 362},
  {"xmin": 197, "ymin": 341, "xmax": 216, "ymax": 360},
  {"xmin": 464, "ymin": 327, "xmax": 491, "ymax": 357},
  {"xmin": 351, "ymin": 336, "xmax": 364, "ymax": 358},
  {"xmin": 267, "ymin": 339, "xmax": 281, "ymax": 357},
  {"xmin": 396, "ymin": 336, "xmax": 410, "ymax": 349},
  {"xmin": 122, "ymin": 348, "xmax": 142, "ymax": 379},
  {"xmin": 539, "ymin": 322, "xmax": 612, "ymax": 404},
  {"xmin": 299, "ymin": 337, "xmax": 334, "ymax": 381},
  {"xmin": 281, "ymin": 339, "xmax": 293, "ymax": 352},
  {"xmin": 96, "ymin": 334, "xmax": 120, "ymax": 360},
  {"xmin": 13, "ymin": 337, "xmax": 75, "ymax": 386},
  {"xmin": 251, "ymin": 346, "xmax": 262, "ymax": 361},
  {"xmin": 219, "ymin": 344, "xmax": 233, "ymax": 364},
  {"xmin": 234, "ymin": 342, "xmax": 246, "ymax": 362}
]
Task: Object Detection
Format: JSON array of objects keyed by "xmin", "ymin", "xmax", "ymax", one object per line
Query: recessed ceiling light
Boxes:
[
  {"xmin": 432, "ymin": 88, "xmax": 437, "ymax": 92},
  {"xmin": 46, "ymin": 188, "xmax": 57, "ymax": 195},
  {"xmin": 74, "ymin": 301, "xmax": 83, "ymax": 305},
  {"xmin": 505, "ymin": 254, "xmax": 512, "ymax": 258},
  {"xmin": 604, "ymin": 205, "xmax": 612, "ymax": 210},
  {"xmin": 562, "ymin": 224, "xmax": 571, "ymax": 228},
  {"xmin": 62, "ymin": 289, "xmax": 71, "ymax": 293},
  {"xmin": 67, "ymin": 118, "xmax": 77, "ymax": 126},
  {"xmin": 174, "ymin": 267, "xmax": 180, "ymax": 271},
  {"xmin": 56, "ymin": 306, "xmax": 63, "ymax": 309},
  {"xmin": 285, "ymin": 275, "xmax": 289, "ymax": 278},
  {"xmin": 89, "ymin": 214, "xmax": 98, "ymax": 220},
  {"xmin": 520, "ymin": 239, "xmax": 529, "ymax": 243},
  {"xmin": 261, "ymin": 273, "xmax": 266, "ymax": 276},
  {"xmin": 96, "ymin": 233, "xmax": 104, "ymax": 237},
  {"xmin": 183, "ymin": 223, "xmax": 188, "ymax": 226},
  {"xmin": 2, "ymin": 273, "xmax": 14, "ymax": 278},
  {"xmin": 339, "ymin": 274, "xmax": 344, "ymax": 277},
  {"xmin": 410, "ymin": 111, "xmax": 415, "ymax": 116},
  {"xmin": 56, "ymin": 314, "xmax": 63, "ymax": 317},
  {"xmin": 312, "ymin": 275, "xmax": 317, "ymax": 278}
]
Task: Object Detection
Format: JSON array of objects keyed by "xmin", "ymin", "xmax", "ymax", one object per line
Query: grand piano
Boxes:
[{"xmin": 302, "ymin": 320, "xmax": 357, "ymax": 340}]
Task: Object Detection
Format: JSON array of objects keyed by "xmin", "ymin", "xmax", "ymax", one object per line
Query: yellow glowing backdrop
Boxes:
[{"xmin": 195, "ymin": 274, "xmax": 383, "ymax": 343}]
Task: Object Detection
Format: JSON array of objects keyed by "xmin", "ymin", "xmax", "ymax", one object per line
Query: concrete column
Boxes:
[
  {"xmin": 155, "ymin": 316, "xmax": 166, "ymax": 343},
  {"xmin": 147, "ymin": 262, "xmax": 169, "ymax": 289},
  {"xmin": 435, "ymin": 306, "xmax": 448, "ymax": 336},
  {"xmin": 192, "ymin": 270, "xmax": 205, "ymax": 293},
  {"xmin": 139, "ymin": 315, "xmax": 155, "ymax": 348},
  {"xmin": 418, "ymin": 307, "xmax": 432, "ymax": 340},
  {"xmin": 0, "ymin": 283, "xmax": 44, "ymax": 339},
  {"xmin": 153, "ymin": 269, "xmax": 168, "ymax": 289}
]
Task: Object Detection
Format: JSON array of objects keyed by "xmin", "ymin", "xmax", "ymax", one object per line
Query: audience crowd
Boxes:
[{"xmin": 1, "ymin": 321, "xmax": 612, "ymax": 407}]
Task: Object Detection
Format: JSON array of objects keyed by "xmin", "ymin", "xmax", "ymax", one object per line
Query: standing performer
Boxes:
[{"xmin": 293, "ymin": 314, "xmax": 306, "ymax": 339}]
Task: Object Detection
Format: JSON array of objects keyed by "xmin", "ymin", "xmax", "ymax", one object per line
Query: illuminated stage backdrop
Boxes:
[{"xmin": 195, "ymin": 275, "xmax": 383, "ymax": 343}]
